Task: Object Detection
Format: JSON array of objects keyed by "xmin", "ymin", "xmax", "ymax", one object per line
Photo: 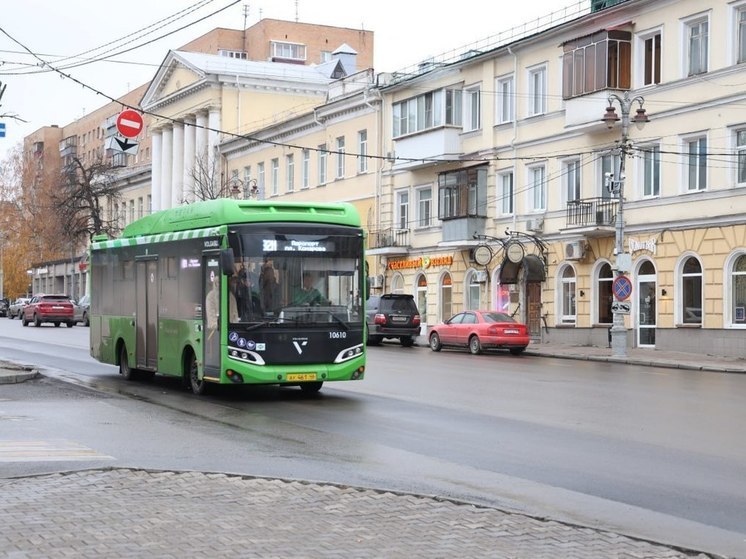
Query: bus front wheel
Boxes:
[
  {"xmin": 188, "ymin": 352, "xmax": 209, "ymax": 395},
  {"xmin": 300, "ymin": 381, "xmax": 323, "ymax": 393}
]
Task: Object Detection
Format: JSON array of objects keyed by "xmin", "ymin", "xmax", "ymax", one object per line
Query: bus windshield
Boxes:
[{"xmin": 228, "ymin": 224, "xmax": 364, "ymax": 327}]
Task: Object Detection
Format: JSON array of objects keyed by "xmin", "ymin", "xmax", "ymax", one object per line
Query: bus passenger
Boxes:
[{"xmin": 259, "ymin": 258, "xmax": 279, "ymax": 313}]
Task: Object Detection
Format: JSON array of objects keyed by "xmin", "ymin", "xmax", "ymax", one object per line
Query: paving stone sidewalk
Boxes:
[{"xmin": 0, "ymin": 468, "xmax": 715, "ymax": 559}]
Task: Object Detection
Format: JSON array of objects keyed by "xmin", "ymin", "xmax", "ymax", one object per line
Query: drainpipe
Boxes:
[{"xmin": 508, "ymin": 45, "xmax": 519, "ymax": 234}]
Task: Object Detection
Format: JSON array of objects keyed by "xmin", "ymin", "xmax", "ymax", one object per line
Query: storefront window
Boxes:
[
  {"xmin": 732, "ymin": 254, "xmax": 746, "ymax": 325},
  {"xmin": 391, "ymin": 273, "xmax": 404, "ymax": 294},
  {"xmin": 440, "ymin": 273, "xmax": 452, "ymax": 322},
  {"xmin": 560, "ymin": 265, "xmax": 576, "ymax": 324},
  {"xmin": 681, "ymin": 256, "xmax": 702, "ymax": 324},
  {"xmin": 466, "ymin": 270, "xmax": 481, "ymax": 310},
  {"xmin": 597, "ymin": 262, "xmax": 613, "ymax": 324},
  {"xmin": 416, "ymin": 274, "xmax": 428, "ymax": 325}
]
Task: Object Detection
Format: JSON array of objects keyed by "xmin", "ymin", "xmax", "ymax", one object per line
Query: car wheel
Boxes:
[
  {"xmin": 299, "ymin": 381, "xmax": 323, "ymax": 393},
  {"xmin": 34, "ymin": 314, "xmax": 41, "ymax": 327},
  {"xmin": 53, "ymin": 322, "xmax": 61, "ymax": 327},
  {"xmin": 188, "ymin": 350, "xmax": 209, "ymax": 395},
  {"xmin": 429, "ymin": 332, "xmax": 442, "ymax": 352},
  {"xmin": 66, "ymin": 321, "xmax": 74, "ymax": 328},
  {"xmin": 21, "ymin": 313, "xmax": 28, "ymax": 327},
  {"xmin": 83, "ymin": 312, "xmax": 89, "ymax": 327},
  {"xmin": 400, "ymin": 336, "xmax": 415, "ymax": 347},
  {"xmin": 119, "ymin": 344, "xmax": 137, "ymax": 381},
  {"xmin": 469, "ymin": 335, "xmax": 482, "ymax": 355},
  {"xmin": 509, "ymin": 347, "xmax": 526, "ymax": 356}
]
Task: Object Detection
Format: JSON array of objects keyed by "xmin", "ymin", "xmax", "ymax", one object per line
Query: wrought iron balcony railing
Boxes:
[
  {"xmin": 565, "ymin": 197, "xmax": 618, "ymax": 228},
  {"xmin": 368, "ymin": 228, "xmax": 410, "ymax": 250}
]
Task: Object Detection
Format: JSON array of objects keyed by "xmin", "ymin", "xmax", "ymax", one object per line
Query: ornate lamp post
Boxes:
[{"xmin": 601, "ymin": 91, "xmax": 649, "ymax": 358}]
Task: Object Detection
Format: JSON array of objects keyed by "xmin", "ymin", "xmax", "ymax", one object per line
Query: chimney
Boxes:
[{"xmin": 332, "ymin": 43, "xmax": 357, "ymax": 74}]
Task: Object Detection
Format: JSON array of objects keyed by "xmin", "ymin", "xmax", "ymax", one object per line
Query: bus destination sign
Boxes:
[{"xmin": 263, "ymin": 239, "xmax": 332, "ymax": 253}]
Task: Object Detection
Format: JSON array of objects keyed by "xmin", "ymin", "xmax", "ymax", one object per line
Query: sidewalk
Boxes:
[{"xmin": 0, "ymin": 355, "xmax": 735, "ymax": 558}]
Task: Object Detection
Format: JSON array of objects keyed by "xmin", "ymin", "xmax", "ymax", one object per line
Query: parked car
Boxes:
[
  {"xmin": 0, "ymin": 298, "xmax": 8, "ymax": 317},
  {"xmin": 21, "ymin": 294, "xmax": 75, "ymax": 327},
  {"xmin": 428, "ymin": 310, "xmax": 530, "ymax": 355},
  {"xmin": 365, "ymin": 294, "xmax": 421, "ymax": 347},
  {"xmin": 8, "ymin": 297, "xmax": 31, "ymax": 319},
  {"xmin": 73, "ymin": 294, "xmax": 90, "ymax": 326}
]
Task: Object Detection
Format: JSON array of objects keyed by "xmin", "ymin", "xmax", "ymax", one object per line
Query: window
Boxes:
[
  {"xmin": 600, "ymin": 152, "xmax": 621, "ymax": 199},
  {"xmin": 560, "ymin": 266, "xmax": 576, "ymax": 325},
  {"xmin": 218, "ymin": 49, "xmax": 247, "ymax": 59},
  {"xmin": 286, "ymin": 154, "xmax": 294, "ymax": 192},
  {"xmin": 562, "ymin": 30, "xmax": 631, "ymax": 99},
  {"xmin": 685, "ymin": 137, "xmax": 707, "ymax": 191},
  {"xmin": 257, "ymin": 162, "xmax": 265, "ymax": 198},
  {"xmin": 643, "ymin": 32, "xmax": 662, "ymax": 86},
  {"xmin": 318, "ymin": 144, "xmax": 327, "ymax": 185},
  {"xmin": 416, "ymin": 186, "xmax": 432, "ymax": 228},
  {"xmin": 738, "ymin": 6, "xmax": 746, "ymax": 64},
  {"xmin": 731, "ymin": 254, "xmax": 746, "ymax": 325},
  {"xmin": 392, "ymin": 87, "xmax": 459, "ymax": 137},
  {"xmin": 357, "ymin": 130, "xmax": 368, "ymax": 173},
  {"xmin": 243, "ymin": 165, "xmax": 252, "ymax": 193},
  {"xmin": 528, "ymin": 165, "xmax": 546, "ymax": 211},
  {"xmin": 465, "ymin": 272, "xmax": 482, "ymax": 310},
  {"xmin": 440, "ymin": 273, "xmax": 452, "ymax": 322},
  {"xmin": 464, "ymin": 85, "xmax": 481, "ymax": 132},
  {"xmin": 528, "ymin": 66, "xmax": 547, "ymax": 116},
  {"xmin": 129, "ymin": 200, "xmax": 135, "ymax": 223},
  {"xmin": 437, "ymin": 166, "xmax": 488, "ymax": 220},
  {"xmin": 396, "ymin": 190, "xmax": 409, "ymax": 230},
  {"xmin": 301, "ymin": 149, "xmax": 310, "ymax": 189},
  {"xmin": 146, "ymin": 195, "xmax": 152, "ymax": 215},
  {"xmin": 137, "ymin": 197, "xmax": 143, "ymax": 219},
  {"xmin": 496, "ymin": 75, "xmax": 515, "ymax": 124},
  {"xmin": 737, "ymin": 130, "xmax": 746, "ymax": 185},
  {"xmin": 597, "ymin": 262, "xmax": 613, "ymax": 324},
  {"xmin": 686, "ymin": 18, "xmax": 709, "ymax": 76},
  {"xmin": 564, "ymin": 159, "xmax": 581, "ymax": 202},
  {"xmin": 230, "ymin": 169, "xmax": 240, "ymax": 195},
  {"xmin": 498, "ymin": 171, "xmax": 514, "ymax": 215},
  {"xmin": 642, "ymin": 145, "xmax": 660, "ymax": 197},
  {"xmin": 320, "ymin": 50, "xmax": 332, "ymax": 63},
  {"xmin": 270, "ymin": 158, "xmax": 279, "ymax": 196},
  {"xmin": 271, "ymin": 41, "xmax": 306, "ymax": 61},
  {"xmin": 336, "ymin": 136, "xmax": 345, "ymax": 179},
  {"xmin": 680, "ymin": 256, "xmax": 702, "ymax": 325}
]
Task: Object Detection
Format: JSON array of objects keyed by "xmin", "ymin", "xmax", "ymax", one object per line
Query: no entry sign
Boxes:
[{"xmin": 116, "ymin": 109, "xmax": 144, "ymax": 138}]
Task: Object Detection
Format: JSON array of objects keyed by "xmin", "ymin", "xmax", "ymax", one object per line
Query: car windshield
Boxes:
[{"xmin": 482, "ymin": 312, "xmax": 515, "ymax": 323}]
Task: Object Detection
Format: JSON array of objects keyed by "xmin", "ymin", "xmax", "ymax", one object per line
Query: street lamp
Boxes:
[{"xmin": 601, "ymin": 91, "xmax": 649, "ymax": 358}]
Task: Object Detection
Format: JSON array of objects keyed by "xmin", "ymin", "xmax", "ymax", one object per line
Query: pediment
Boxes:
[{"xmin": 141, "ymin": 51, "xmax": 206, "ymax": 109}]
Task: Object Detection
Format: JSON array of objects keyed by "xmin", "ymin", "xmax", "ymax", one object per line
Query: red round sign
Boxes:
[{"xmin": 116, "ymin": 109, "xmax": 144, "ymax": 138}]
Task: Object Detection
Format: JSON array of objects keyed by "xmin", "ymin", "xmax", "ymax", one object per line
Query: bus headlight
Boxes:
[{"xmin": 333, "ymin": 344, "xmax": 364, "ymax": 363}]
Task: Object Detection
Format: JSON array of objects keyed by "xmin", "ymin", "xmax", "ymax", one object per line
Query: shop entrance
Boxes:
[{"xmin": 526, "ymin": 282, "xmax": 542, "ymax": 337}]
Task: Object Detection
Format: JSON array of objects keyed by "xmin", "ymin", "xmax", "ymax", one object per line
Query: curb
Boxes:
[{"xmin": 0, "ymin": 365, "xmax": 40, "ymax": 384}]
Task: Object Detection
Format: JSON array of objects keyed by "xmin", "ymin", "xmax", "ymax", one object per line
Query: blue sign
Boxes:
[
  {"xmin": 0, "ymin": 122, "xmax": 5, "ymax": 138},
  {"xmin": 613, "ymin": 275, "xmax": 633, "ymax": 301}
]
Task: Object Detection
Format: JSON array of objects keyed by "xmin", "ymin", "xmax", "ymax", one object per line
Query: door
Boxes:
[
  {"xmin": 526, "ymin": 282, "xmax": 542, "ymax": 337},
  {"xmin": 636, "ymin": 261, "xmax": 657, "ymax": 347},
  {"xmin": 415, "ymin": 274, "xmax": 428, "ymax": 337},
  {"xmin": 135, "ymin": 258, "xmax": 158, "ymax": 369},
  {"xmin": 202, "ymin": 254, "xmax": 222, "ymax": 376}
]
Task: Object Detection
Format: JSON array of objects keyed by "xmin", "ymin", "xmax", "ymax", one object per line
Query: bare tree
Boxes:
[
  {"xmin": 53, "ymin": 156, "xmax": 123, "ymax": 245},
  {"xmin": 186, "ymin": 152, "xmax": 247, "ymax": 203}
]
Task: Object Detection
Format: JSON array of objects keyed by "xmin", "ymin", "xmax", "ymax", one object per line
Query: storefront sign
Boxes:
[
  {"xmin": 388, "ymin": 255, "xmax": 453, "ymax": 270},
  {"xmin": 628, "ymin": 237, "xmax": 657, "ymax": 255}
]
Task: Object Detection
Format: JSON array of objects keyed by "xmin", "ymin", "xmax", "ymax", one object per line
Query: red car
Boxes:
[
  {"xmin": 21, "ymin": 294, "xmax": 75, "ymax": 328},
  {"xmin": 428, "ymin": 310, "xmax": 529, "ymax": 355}
]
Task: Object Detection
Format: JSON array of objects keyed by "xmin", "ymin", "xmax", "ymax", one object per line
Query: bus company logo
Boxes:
[
  {"xmin": 292, "ymin": 338, "xmax": 309, "ymax": 354},
  {"xmin": 256, "ymin": 343, "xmax": 266, "ymax": 351},
  {"xmin": 229, "ymin": 331, "xmax": 239, "ymax": 343}
]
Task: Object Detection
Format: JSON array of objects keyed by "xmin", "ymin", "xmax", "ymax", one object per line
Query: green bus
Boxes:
[{"xmin": 89, "ymin": 198, "xmax": 366, "ymax": 394}]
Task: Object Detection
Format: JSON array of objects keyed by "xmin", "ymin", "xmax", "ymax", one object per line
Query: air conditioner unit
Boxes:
[
  {"xmin": 526, "ymin": 218, "xmax": 544, "ymax": 232},
  {"xmin": 564, "ymin": 241, "xmax": 586, "ymax": 260},
  {"xmin": 368, "ymin": 274, "xmax": 384, "ymax": 289},
  {"xmin": 475, "ymin": 271, "xmax": 488, "ymax": 283}
]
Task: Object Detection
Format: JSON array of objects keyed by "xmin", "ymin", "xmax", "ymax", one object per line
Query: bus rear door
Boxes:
[{"xmin": 135, "ymin": 257, "xmax": 159, "ymax": 370}]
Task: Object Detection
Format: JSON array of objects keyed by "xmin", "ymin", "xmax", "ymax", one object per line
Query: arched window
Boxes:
[
  {"xmin": 559, "ymin": 265, "xmax": 576, "ymax": 324},
  {"xmin": 732, "ymin": 254, "xmax": 746, "ymax": 325},
  {"xmin": 439, "ymin": 273, "xmax": 452, "ymax": 322},
  {"xmin": 680, "ymin": 256, "xmax": 702, "ymax": 324},
  {"xmin": 390, "ymin": 273, "xmax": 404, "ymax": 294},
  {"xmin": 415, "ymin": 273, "xmax": 428, "ymax": 326},
  {"xmin": 465, "ymin": 270, "xmax": 482, "ymax": 310},
  {"xmin": 597, "ymin": 262, "xmax": 613, "ymax": 324}
]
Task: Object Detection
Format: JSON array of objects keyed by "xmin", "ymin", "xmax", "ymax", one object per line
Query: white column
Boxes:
[
  {"xmin": 171, "ymin": 121, "xmax": 184, "ymax": 207},
  {"xmin": 195, "ymin": 111, "xmax": 209, "ymax": 198},
  {"xmin": 151, "ymin": 130, "xmax": 162, "ymax": 212},
  {"xmin": 208, "ymin": 107, "xmax": 221, "ymax": 193},
  {"xmin": 161, "ymin": 125, "xmax": 173, "ymax": 211},
  {"xmin": 183, "ymin": 115, "xmax": 196, "ymax": 203}
]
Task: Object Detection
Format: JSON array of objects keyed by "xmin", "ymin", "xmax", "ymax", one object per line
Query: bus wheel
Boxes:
[
  {"xmin": 300, "ymin": 381, "xmax": 323, "ymax": 393},
  {"xmin": 188, "ymin": 352, "xmax": 209, "ymax": 395},
  {"xmin": 119, "ymin": 345, "xmax": 137, "ymax": 381}
]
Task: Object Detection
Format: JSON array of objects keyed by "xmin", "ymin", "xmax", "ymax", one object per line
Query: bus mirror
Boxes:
[{"xmin": 221, "ymin": 249, "xmax": 236, "ymax": 276}]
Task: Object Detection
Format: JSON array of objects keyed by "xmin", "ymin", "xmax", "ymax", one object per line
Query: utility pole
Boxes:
[{"xmin": 601, "ymin": 91, "xmax": 650, "ymax": 358}]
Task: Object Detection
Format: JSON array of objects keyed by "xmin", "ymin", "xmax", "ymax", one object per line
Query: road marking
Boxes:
[{"xmin": 0, "ymin": 440, "xmax": 115, "ymax": 462}]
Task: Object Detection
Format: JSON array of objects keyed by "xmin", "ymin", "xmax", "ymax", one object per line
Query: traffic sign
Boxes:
[
  {"xmin": 116, "ymin": 109, "xmax": 144, "ymax": 138},
  {"xmin": 611, "ymin": 301, "xmax": 631, "ymax": 314},
  {"xmin": 0, "ymin": 122, "xmax": 5, "ymax": 138},
  {"xmin": 612, "ymin": 275, "xmax": 633, "ymax": 301}
]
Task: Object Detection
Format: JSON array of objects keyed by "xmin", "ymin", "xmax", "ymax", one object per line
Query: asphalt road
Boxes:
[{"xmin": 1, "ymin": 319, "xmax": 744, "ymax": 558}]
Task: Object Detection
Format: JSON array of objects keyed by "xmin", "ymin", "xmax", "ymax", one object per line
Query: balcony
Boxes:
[
  {"xmin": 367, "ymin": 228, "xmax": 410, "ymax": 256},
  {"xmin": 441, "ymin": 216, "xmax": 486, "ymax": 243},
  {"xmin": 392, "ymin": 127, "xmax": 462, "ymax": 171},
  {"xmin": 563, "ymin": 197, "xmax": 617, "ymax": 237}
]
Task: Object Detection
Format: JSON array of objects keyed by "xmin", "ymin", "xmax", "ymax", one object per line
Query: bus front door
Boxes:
[
  {"xmin": 202, "ymin": 255, "xmax": 222, "ymax": 377},
  {"xmin": 135, "ymin": 258, "xmax": 159, "ymax": 370}
]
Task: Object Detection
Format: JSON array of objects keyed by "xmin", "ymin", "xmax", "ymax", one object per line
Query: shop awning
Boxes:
[{"xmin": 499, "ymin": 254, "xmax": 546, "ymax": 284}]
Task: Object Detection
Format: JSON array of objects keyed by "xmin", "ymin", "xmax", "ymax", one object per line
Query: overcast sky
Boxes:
[{"xmin": 0, "ymin": 0, "xmax": 574, "ymax": 159}]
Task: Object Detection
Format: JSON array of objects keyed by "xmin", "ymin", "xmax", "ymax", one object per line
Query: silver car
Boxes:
[
  {"xmin": 8, "ymin": 297, "xmax": 30, "ymax": 319},
  {"xmin": 73, "ymin": 294, "xmax": 90, "ymax": 326}
]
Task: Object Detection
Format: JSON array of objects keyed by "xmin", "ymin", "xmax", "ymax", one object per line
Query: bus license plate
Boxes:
[{"xmin": 287, "ymin": 373, "xmax": 317, "ymax": 382}]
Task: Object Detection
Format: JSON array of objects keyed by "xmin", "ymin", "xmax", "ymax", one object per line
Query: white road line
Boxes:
[{"xmin": 0, "ymin": 440, "xmax": 115, "ymax": 462}]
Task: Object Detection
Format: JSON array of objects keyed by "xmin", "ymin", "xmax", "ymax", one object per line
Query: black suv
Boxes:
[{"xmin": 366, "ymin": 294, "xmax": 421, "ymax": 347}]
